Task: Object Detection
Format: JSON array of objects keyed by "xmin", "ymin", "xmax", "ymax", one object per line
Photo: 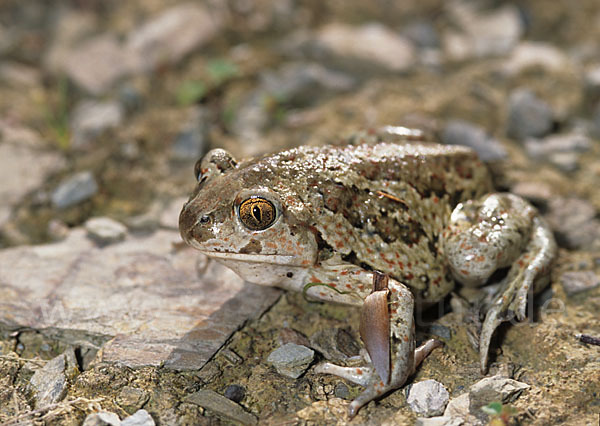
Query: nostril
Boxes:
[{"xmin": 200, "ymin": 215, "xmax": 211, "ymax": 224}]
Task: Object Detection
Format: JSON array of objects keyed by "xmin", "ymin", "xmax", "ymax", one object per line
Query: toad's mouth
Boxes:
[{"xmin": 198, "ymin": 249, "xmax": 298, "ymax": 265}]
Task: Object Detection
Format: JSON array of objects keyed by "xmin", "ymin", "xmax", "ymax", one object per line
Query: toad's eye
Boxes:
[{"xmin": 238, "ymin": 197, "xmax": 277, "ymax": 231}]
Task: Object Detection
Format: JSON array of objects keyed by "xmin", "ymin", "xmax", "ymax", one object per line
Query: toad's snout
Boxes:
[{"xmin": 178, "ymin": 202, "xmax": 216, "ymax": 245}]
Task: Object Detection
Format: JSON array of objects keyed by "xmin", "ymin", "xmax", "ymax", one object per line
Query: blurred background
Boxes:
[{"xmin": 1, "ymin": 0, "xmax": 599, "ymax": 424}]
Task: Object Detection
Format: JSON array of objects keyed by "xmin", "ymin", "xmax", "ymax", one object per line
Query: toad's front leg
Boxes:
[{"xmin": 308, "ymin": 268, "xmax": 441, "ymax": 418}]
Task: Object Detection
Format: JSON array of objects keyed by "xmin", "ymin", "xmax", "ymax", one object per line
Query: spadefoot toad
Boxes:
[{"xmin": 179, "ymin": 126, "xmax": 556, "ymax": 417}]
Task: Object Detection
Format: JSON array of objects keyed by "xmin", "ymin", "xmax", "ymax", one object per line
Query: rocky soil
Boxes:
[{"xmin": 0, "ymin": 0, "xmax": 599, "ymax": 424}]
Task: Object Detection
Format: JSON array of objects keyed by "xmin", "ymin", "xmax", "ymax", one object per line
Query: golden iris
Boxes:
[{"xmin": 238, "ymin": 197, "xmax": 276, "ymax": 230}]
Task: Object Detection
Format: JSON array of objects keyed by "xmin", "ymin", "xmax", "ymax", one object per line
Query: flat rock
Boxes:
[
  {"xmin": 82, "ymin": 411, "xmax": 121, "ymax": 426},
  {"xmin": 0, "ymin": 229, "xmax": 280, "ymax": 369},
  {"xmin": 126, "ymin": 3, "xmax": 222, "ymax": 73},
  {"xmin": 85, "ymin": 217, "xmax": 127, "ymax": 245},
  {"xmin": 506, "ymin": 89, "xmax": 554, "ymax": 140},
  {"xmin": 29, "ymin": 348, "xmax": 78, "ymax": 407},
  {"xmin": 70, "ymin": 100, "xmax": 124, "ymax": 149},
  {"xmin": 501, "ymin": 42, "xmax": 572, "ymax": 76},
  {"xmin": 407, "ymin": 379, "xmax": 450, "ymax": 417},
  {"xmin": 267, "ymin": 343, "xmax": 315, "ymax": 378},
  {"xmin": 560, "ymin": 271, "xmax": 600, "ymax": 295},
  {"xmin": 468, "ymin": 375, "xmax": 529, "ymax": 412},
  {"xmin": 185, "ymin": 389, "xmax": 257, "ymax": 425}
]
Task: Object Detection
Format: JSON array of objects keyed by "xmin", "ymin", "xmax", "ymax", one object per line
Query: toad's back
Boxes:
[{"xmin": 254, "ymin": 141, "xmax": 493, "ymax": 302}]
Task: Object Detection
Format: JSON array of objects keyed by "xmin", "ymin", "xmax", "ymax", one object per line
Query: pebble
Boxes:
[
  {"xmin": 29, "ymin": 349, "xmax": 79, "ymax": 407},
  {"xmin": 85, "ymin": 217, "xmax": 127, "ymax": 245},
  {"xmin": 334, "ymin": 382, "xmax": 350, "ymax": 399},
  {"xmin": 267, "ymin": 343, "xmax": 315, "ymax": 379},
  {"xmin": 126, "ymin": 3, "xmax": 222, "ymax": 73},
  {"xmin": 224, "ymin": 384, "xmax": 246, "ymax": 403},
  {"xmin": 170, "ymin": 106, "xmax": 210, "ymax": 161},
  {"xmin": 426, "ymin": 324, "xmax": 452, "ymax": 340},
  {"xmin": 260, "ymin": 62, "xmax": 356, "ymax": 106},
  {"xmin": 70, "ymin": 100, "xmax": 124, "ymax": 149},
  {"xmin": 524, "ymin": 133, "xmax": 590, "ymax": 160},
  {"xmin": 116, "ymin": 386, "xmax": 149, "ymax": 413},
  {"xmin": 441, "ymin": 120, "xmax": 507, "ymax": 161},
  {"xmin": 64, "ymin": 34, "xmax": 133, "ymax": 95},
  {"xmin": 82, "ymin": 412, "xmax": 121, "ymax": 426},
  {"xmin": 122, "ymin": 409, "xmax": 156, "ymax": 426},
  {"xmin": 444, "ymin": 4, "xmax": 523, "ymax": 60},
  {"xmin": 468, "ymin": 375, "xmax": 529, "ymax": 411},
  {"xmin": 185, "ymin": 389, "xmax": 257, "ymax": 425},
  {"xmin": 309, "ymin": 327, "xmax": 360, "ymax": 362},
  {"xmin": 546, "ymin": 198, "xmax": 600, "ymax": 250},
  {"xmin": 51, "ymin": 171, "xmax": 99, "ymax": 209},
  {"xmin": 406, "ymin": 379, "xmax": 450, "ymax": 417},
  {"xmin": 560, "ymin": 271, "xmax": 600, "ymax": 296},
  {"xmin": 314, "ymin": 22, "xmax": 416, "ymax": 72},
  {"xmin": 403, "ymin": 20, "xmax": 440, "ymax": 49},
  {"xmin": 501, "ymin": 42, "xmax": 571, "ymax": 76},
  {"xmin": 506, "ymin": 89, "xmax": 554, "ymax": 140},
  {"xmin": 510, "ymin": 181, "xmax": 554, "ymax": 206}
]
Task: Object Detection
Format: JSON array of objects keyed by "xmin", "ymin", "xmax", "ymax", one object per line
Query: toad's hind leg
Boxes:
[
  {"xmin": 444, "ymin": 193, "xmax": 557, "ymax": 373},
  {"xmin": 314, "ymin": 279, "xmax": 442, "ymax": 418}
]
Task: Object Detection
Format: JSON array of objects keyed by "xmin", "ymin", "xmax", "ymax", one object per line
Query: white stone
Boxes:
[{"xmin": 407, "ymin": 379, "xmax": 450, "ymax": 417}]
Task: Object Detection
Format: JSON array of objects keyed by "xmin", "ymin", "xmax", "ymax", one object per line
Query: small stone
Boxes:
[
  {"xmin": 82, "ymin": 411, "xmax": 121, "ymax": 426},
  {"xmin": 223, "ymin": 384, "xmax": 246, "ymax": 403},
  {"xmin": 310, "ymin": 328, "xmax": 360, "ymax": 362},
  {"xmin": 334, "ymin": 382, "xmax": 350, "ymax": 399},
  {"xmin": 443, "ymin": 392, "xmax": 470, "ymax": 418},
  {"xmin": 71, "ymin": 100, "xmax": 124, "ymax": 149},
  {"xmin": 524, "ymin": 133, "xmax": 591, "ymax": 160},
  {"xmin": 260, "ymin": 62, "xmax": 355, "ymax": 106},
  {"xmin": 314, "ymin": 22, "xmax": 416, "ymax": 72},
  {"xmin": 85, "ymin": 217, "xmax": 127, "ymax": 245},
  {"xmin": 122, "ymin": 409, "xmax": 155, "ymax": 426},
  {"xmin": 548, "ymin": 152, "xmax": 580, "ymax": 172},
  {"xmin": 64, "ymin": 34, "xmax": 133, "ymax": 95},
  {"xmin": 560, "ymin": 271, "xmax": 600, "ymax": 296},
  {"xmin": 185, "ymin": 389, "xmax": 257, "ymax": 425},
  {"xmin": 170, "ymin": 107, "xmax": 210, "ymax": 161},
  {"xmin": 51, "ymin": 171, "xmax": 99, "ymax": 209},
  {"xmin": 468, "ymin": 375, "xmax": 529, "ymax": 412},
  {"xmin": 426, "ymin": 324, "xmax": 452, "ymax": 340},
  {"xmin": 119, "ymin": 86, "xmax": 144, "ymax": 113},
  {"xmin": 126, "ymin": 3, "xmax": 222, "ymax": 73},
  {"xmin": 407, "ymin": 379, "xmax": 450, "ymax": 417},
  {"xmin": 267, "ymin": 343, "xmax": 315, "ymax": 379},
  {"xmin": 547, "ymin": 198, "xmax": 600, "ymax": 250},
  {"xmin": 441, "ymin": 120, "xmax": 507, "ymax": 161},
  {"xmin": 510, "ymin": 181, "xmax": 554, "ymax": 206},
  {"xmin": 116, "ymin": 387, "xmax": 149, "ymax": 413},
  {"xmin": 502, "ymin": 42, "xmax": 572, "ymax": 76},
  {"xmin": 416, "ymin": 417, "xmax": 463, "ymax": 426},
  {"xmin": 403, "ymin": 20, "xmax": 440, "ymax": 49},
  {"xmin": 29, "ymin": 349, "xmax": 79, "ymax": 407},
  {"xmin": 506, "ymin": 89, "xmax": 554, "ymax": 140}
]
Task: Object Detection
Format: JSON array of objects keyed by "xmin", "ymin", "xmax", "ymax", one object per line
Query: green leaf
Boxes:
[
  {"xmin": 206, "ymin": 59, "xmax": 239, "ymax": 84},
  {"xmin": 176, "ymin": 80, "xmax": 207, "ymax": 105},
  {"xmin": 481, "ymin": 401, "xmax": 503, "ymax": 415}
]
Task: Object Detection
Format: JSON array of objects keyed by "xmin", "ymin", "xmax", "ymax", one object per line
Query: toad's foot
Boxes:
[
  {"xmin": 443, "ymin": 193, "xmax": 556, "ymax": 373},
  {"xmin": 314, "ymin": 274, "xmax": 442, "ymax": 419}
]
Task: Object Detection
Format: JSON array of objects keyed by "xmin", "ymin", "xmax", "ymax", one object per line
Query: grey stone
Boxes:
[
  {"xmin": 171, "ymin": 107, "xmax": 210, "ymax": 161},
  {"xmin": 260, "ymin": 62, "xmax": 355, "ymax": 106},
  {"xmin": 416, "ymin": 417, "xmax": 464, "ymax": 426},
  {"xmin": 407, "ymin": 379, "xmax": 450, "ymax": 417},
  {"xmin": 547, "ymin": 198, "xmax": 600, "ymax": 250},
  {"xmin": 427, "ymin": 324, "xmax": 452, "ymax": 340},
  {"xmin": 224, "ymin": 384, "xmax": 246, "ymax": 403},
  {"xmin": 310, "ymin": 327, "xmax": 360, "ymax": 362},
  {"xmin": 334, "ymin": 382, "xmax": 350, "ymax": 399},
  {"xmin": 510, "ymin": 181, "xmax": 554, "ymax": 206},
  {"xmin": 441, "ymin": 120, "xmax": 507, "ymax": 161},
  {"xmin": 122, "ymin": 409, "xmax": 155, "ymax": 426},
  {"xmin": 507, "ymin": 89, "xmax": 554, "ymax": 140},
  {"xmin": 313, "ymin": 22, "xmax": 416, "ymax": 72},
  {"xmin": 468, "ymin": 375, "xmax": 529, "ymax": 411},
  {"xmin": 560, "ymin": 271, "xmax": 600, "ymax": 296},
  {"xmin": 29, "ymin": 348, "xmax": 79, "ymax": 407},
  {"xmin": 444, "ymin": 4, "xmax": 523, "ymax": 61},
  {"xmin": 185, "ymin": 389, "xmax": 257, "ymax": 425},
  {"xmin": 63, "ymin": 35, "xmax": 134, "ymax": 95},
  {"xmin": 403, "ymin": 21, "xmax": 440, "ymax": 49},
  {"xmin": 524, "ymin": 133, "xmax": 591, "ymax": 159},
  {"xmin": 116, "ymin": 387, "xmax": 149, "ymax": 413},
  {"xmin": 267, "ymin": 343, "xmax": 315, "ymax": 379},
  {"xmin": 82, "ymin": 411, "xmax": 121, "ymax": 426},
  {"xmin": 51, "ymin": 171, "xmax": 99, "ymax": 209},
  {"xmin": 126, "ymin": 3, "xmax": 222, "ymax": 73},
  {"xmin": 548, "ymin": 152, "xmax": 580, "ymax": 172},
  {"xmin": 70, "ymin": 100, "xmax": 124, "ymax": 149},
  {"xmin": 443, "ymin": 392, "xmax": 471, "ymax": 418},
  {"xmin": 0, "ymin": 229, "xmax": 280, "ymax": 370},
  {"xmin": 85, "ymin": 217, "xmax": 127, "ymax": 245}
]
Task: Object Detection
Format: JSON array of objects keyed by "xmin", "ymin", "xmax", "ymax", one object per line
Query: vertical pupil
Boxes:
[{"xmin": 252, "ymin": 205, "xmax": 262, "ymax": 222}]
